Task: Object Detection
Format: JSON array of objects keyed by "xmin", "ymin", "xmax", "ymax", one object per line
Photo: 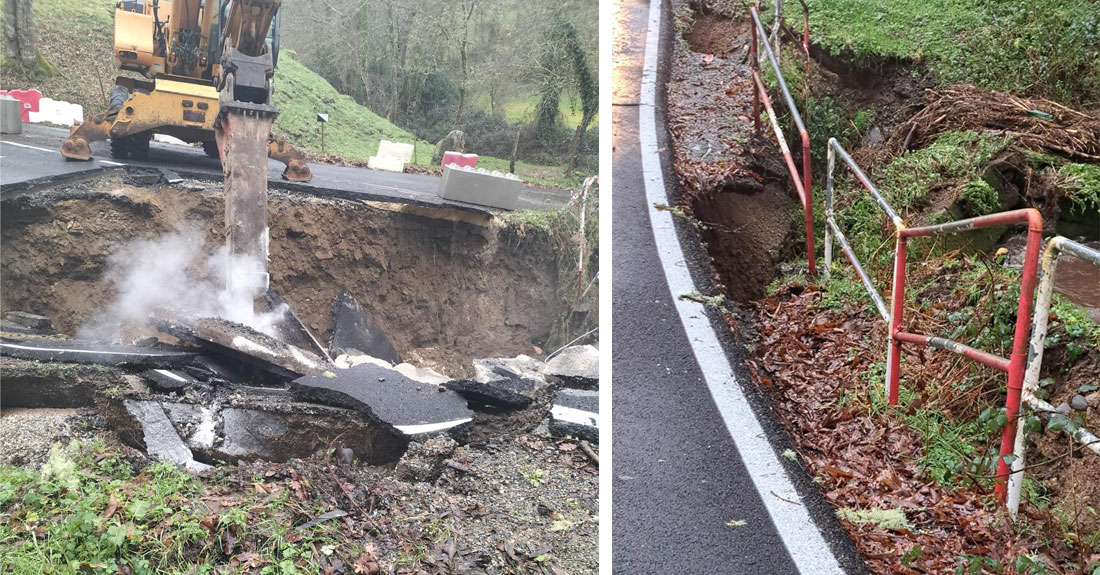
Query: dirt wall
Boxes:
[{"xmin": 0, "ymin": 176, "xmax": 560, "ymax": 375}]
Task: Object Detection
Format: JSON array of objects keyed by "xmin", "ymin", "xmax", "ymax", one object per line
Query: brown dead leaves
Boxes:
[{"xmin": 748, "ymin": 285, "xmax": 1033, "ymax": 574}]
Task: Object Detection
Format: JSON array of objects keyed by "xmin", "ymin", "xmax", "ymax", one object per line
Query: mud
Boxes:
[{"xmin": 0, "ymin": 175, "xmax": 561, "ymax": 376}]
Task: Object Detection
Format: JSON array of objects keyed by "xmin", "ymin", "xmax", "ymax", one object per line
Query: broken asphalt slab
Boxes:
[
  {"xmin": 292, "ymin": 362, "xmax": 473, "ymax": 437},
  {"xmin": 119, "ymin": 400, "xmax": 212, "ymax": 473},
  {"xmin": 155, "ymin": 317, "xmax": 332, "ymax": 380},
  {"xmin": 263, "ymin": 289, "xmax": 330, "ymax": 360},
  {"xmin": 445, "ymin": 355, "xmax": 552, "ymax": 408},
  {"xmin": 0, "ymin": 339, "xmax": 197, "ymax": 367},
  {"xmin": 330, "ymin": 291, "xmax": 401, "ymax": 364},
  {"xmin": 544, "ymin": 345, "xmax": 599, "ymax": 389},
  {"xmin": 140, "ymin": 368, "xmax": 198, "ymax": 394},
  {"xmin": 549, "ymin": 388, "xmax": 598, "ymax": 443}
]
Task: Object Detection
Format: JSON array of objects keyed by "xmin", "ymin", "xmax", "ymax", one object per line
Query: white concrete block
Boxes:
[
  {"xmin": 378, "ymin": 139, "xmax": 414, "ymax": 163},
  {"xmin": 27, "ymin": 98, "xmax": 83, "ymax": 127},
  {"xmin": 438, "ymin": 165, "xmax": 524, "ymax": 210},
  {"xmin": 368, "ymin": 155, "xmax": 406, "ymax": 172},
  {"xmin": 153, "ymin": 134, "xmax": 189, "ymax": 146}
]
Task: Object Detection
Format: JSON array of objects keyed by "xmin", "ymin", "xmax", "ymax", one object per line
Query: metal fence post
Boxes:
[
  {"xmin": 886, "ymin": 234, "xmax": 907, "ymax": 406},
  {"xmin": 824, "ymin": 139, "xmax": 835, "ymax": 277}
]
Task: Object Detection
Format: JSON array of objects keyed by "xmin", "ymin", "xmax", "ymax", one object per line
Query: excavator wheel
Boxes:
[
  {"xmin": 110, "ymin": 135, "xmax": 130, "ymax": 159},
  {"xmin": 202, "ymin": 140, "xmax": 221, "ymax": 159},
  {"xmin": 129, "ymin": 131, "xmax": 151, "ymax": 160}
]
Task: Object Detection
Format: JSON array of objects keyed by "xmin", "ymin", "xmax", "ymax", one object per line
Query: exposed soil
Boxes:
[
  {"xmin": 667, "ymin": 0, "xmax": 802, "ymax": 300},
  {"xmin": 0, "ymin": 175, "xmax": 563, "ymax": 377}
]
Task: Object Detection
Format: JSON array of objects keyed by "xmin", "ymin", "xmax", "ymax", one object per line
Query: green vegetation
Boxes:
[
  {"xmin": 272, "ymin": 56, "xmax": 434, "ymax": 166},
  {"xmin": 828, "ymin": 131, "xmax": 1011, "ymax": 262},
  {"xmin": 0, "ymin": 440, "xmax": 342, "ymax": 574},
  {"xmin": 793, "ymin": 0, "xmax": 1100, "ymax": 104}
]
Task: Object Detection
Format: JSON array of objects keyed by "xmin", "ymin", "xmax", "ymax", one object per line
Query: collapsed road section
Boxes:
[{"xmin": 0, "ymin": 168, "xmax": 599, "ymax": 474}]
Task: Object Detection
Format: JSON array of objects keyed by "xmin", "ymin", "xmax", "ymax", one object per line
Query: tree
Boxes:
[
  {"xmin": 563, "ymin": 20, "xmax": 597, "ymax": 176},
  {"xmin": 4, "ymin": 0, "xmax": 39, "ymax": 69}
]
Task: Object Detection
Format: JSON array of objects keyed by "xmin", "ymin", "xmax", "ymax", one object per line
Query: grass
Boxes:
[
  {"xmin": 828, "ymin": 130, "xmax": 1011, "ymax": 264},
  {"xmin": 1, "ymin": 0, "xmax": 592, "ymax": 189},
  {"xmin": 0, "ymin": 440, "xmax": 340, "ymax": 574},
  {"xmin": 790, "ymin": 0, "xmax": 1100, "ymax": 105}
]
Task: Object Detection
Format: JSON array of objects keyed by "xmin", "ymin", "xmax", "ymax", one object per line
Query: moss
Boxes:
[{"xmin": 836, "ymin": 507, "xmax": 913, "ymax": 531}]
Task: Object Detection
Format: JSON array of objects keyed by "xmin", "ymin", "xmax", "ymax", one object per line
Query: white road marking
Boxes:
[
  {"xmin": 0, "ymin": 342, "xmax": 181, "ymax": 357},
  {"xmin": 394, "ymin": 418, "xmax": 473, "ymax": 435},
  {"xmin": 638, "ymin": 0, "xmax": 845, "ymax": 572},
  {"xmin": 100, "ymin": 160, "xmax": 125, "ymax": 166},
  {"xmin": 550, "ymin": 404, "xmax": 599, "ymax": 427},
  {"xmin": 0, "ymin": 140, "xmax": 58, "ymax": 154},
  {"xmin": 154, "ymin": 369, "xmax": 189, "ymax": 382}
]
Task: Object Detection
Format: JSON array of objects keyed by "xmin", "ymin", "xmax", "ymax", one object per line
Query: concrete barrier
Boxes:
[
  {"xmin": 368, "ymin": 139, "xmax": 415, "ymax": 172},
  {"xmin": 0, "ymin": 89, "xmax": 41, "ymax": 122},
  {"xmin": 441, "ymin": 151, "xmax": 477, "ymax": 171},
  {"xmin": 438, "ymin": 165, "xmax": 523, "ymax": 210},
  {"xmin": 28, "ymin": 97, "xmax": 83, "ymax": 127},
  {"xmin": 1, "ymin": 96, "xmax": 23, "ymax": 134}
]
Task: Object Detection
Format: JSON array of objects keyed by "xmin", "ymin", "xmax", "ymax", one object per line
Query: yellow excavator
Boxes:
[{"xmin": 60, "ymin": 0, "xmax": 311, "ymax": 183}]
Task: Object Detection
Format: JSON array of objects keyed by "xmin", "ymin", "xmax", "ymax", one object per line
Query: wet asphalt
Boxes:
[{"xmin": 611, "ymin": 0, "xmax": 865, "ymax": 572}]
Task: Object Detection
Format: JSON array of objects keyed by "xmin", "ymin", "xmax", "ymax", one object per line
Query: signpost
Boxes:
[{"xmin": 316, "ymin": 112, "xmax": 329, "ymax": 154}]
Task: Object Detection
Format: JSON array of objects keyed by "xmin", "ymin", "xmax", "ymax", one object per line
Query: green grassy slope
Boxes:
[
  {"xmin": 271, "ymin": 55, "xmax": 435, "ymax": 167},
  {"xmin": 794, "ymin": 0, "xmax": 1100, "ymax": 105}
]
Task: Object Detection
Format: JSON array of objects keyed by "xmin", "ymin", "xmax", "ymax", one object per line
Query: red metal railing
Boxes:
[
  {"xmin": 750, "ymin": 3, "xmax": 816, "ymax": 276},
  {"xmin": 824, "ymin": 138, "xmax": 1043, "ymax": 502}
]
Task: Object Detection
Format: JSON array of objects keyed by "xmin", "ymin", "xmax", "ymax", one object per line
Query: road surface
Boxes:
[
  {"xmin": 0, "ymin": 124, "xmax": 570, "ymax": 213},
  {"xmin": 611, "ymin": 0, "xmax": 865, "ymax": 572}
]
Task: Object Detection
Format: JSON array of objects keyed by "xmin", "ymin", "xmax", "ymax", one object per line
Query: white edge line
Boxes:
[
  {"xmin": 1, "ymin": 342, "xmax": 185, "ymax": 357},
  {"xmin": 551, "ymin": 404, "xmax": 599, "ymax": 427},
  {"xmin": 638, "ymin": 0, "xmax": 845, "ymax": 572},
  {"xmin": 395, "ymin": 418, "xmax": 473, "ymax": 435},
  {"xmin": 0, "ymin": 140, "xmax": 58, "ymax": 154}
]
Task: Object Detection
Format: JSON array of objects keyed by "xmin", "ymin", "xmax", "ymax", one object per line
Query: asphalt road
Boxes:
[
  {"xmin": 0, "ymin": 124, "xmax": 570, "ymax": 212},
  {"xmin": 611, "ymin": 0, "xmax": 862, "ymax": 572}
]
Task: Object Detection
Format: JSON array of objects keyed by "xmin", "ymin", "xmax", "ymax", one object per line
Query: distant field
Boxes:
[{"xmin": 469, "ymin": 93, "xmax": 597, "ymax": 129}]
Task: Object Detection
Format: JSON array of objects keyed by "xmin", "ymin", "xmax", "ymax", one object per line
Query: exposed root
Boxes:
[{"xmin": 888, "ymin": 84, "xmax": 1100, "ymax": 161}]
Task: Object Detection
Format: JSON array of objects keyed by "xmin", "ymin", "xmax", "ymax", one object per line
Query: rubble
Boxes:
[
  {"xmin": 119, "ymin": 400, "xmax": 213, "ymax": 473},
  {"xmin": 330, "ymin": 291, "xmax": 401, "ymax": 364},
  {"xmin": 3, "ymin": 311, "xmax": 53, "ymax": 331},
  {"xmin": 394, "ymin": 435, "xmax": 459, "ymax": 482},
  {"xmin": 549, "ymin": 388, "xmax": 598, "ymax": 443},
  {"xmin": 544, "ymin": 345, "xmax": 599, "ymax": 389},
  {"xmin": 446, "ymin": 355, "xmax": 551, "ymax": 408}
]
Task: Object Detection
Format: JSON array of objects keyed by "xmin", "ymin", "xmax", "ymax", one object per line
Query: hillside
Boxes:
[{"xmin": 1, "ymin": 0, "xmax": 589, "ymax": 188}]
